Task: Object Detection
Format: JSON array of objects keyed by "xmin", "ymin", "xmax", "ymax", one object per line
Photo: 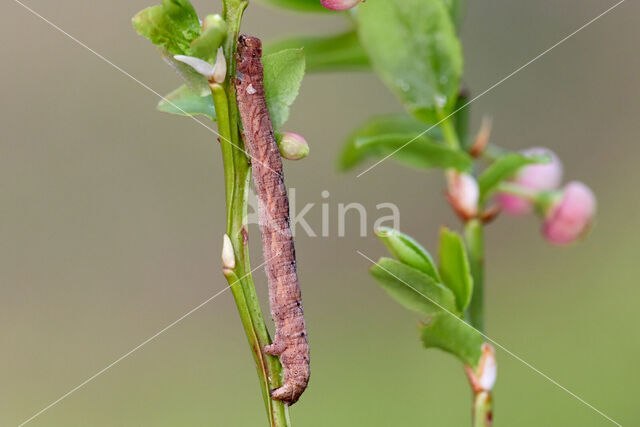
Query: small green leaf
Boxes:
[
  {"xmin": 262, "ymin": 48, "xmax": 306, "ymax": 130},
  {"xmin": 132, "ymin": 0, "xmax": 201, "ymax": 56},
  {"xmin": 420, "ymin": 312, "xmax": 484, "ymax": 367},
  {"xmin": 157, "ymin": 84, "xmax": 216, "ymax": 119},
  {"xmin": 357, "ymin": 0, "xmax": 463, "ymax": 122},
  {"xmin": 347, "ymin": 133, "xmax": 472, "ymax": 172},
  {"xmin": 376, "ymin": 227, "xmax": 440, "ymax": 281},
  {"xmin": 265, "ymin": 30, "xmax": 369, "ymax": 73},
  {"xmin": 370, "ymin": 258, "xmax": 458, "ymax": 316},
  {"xmin": 339, "ymin": 115, "xmax": 442, "ymax": 170},
  {"xmin": 438, "ymin": 227, "xmax": 473, "ymax": 312},
  {"xmin": 478, "ymin": 152, "xmax": 549, "ymax": 201},
  {"xmin": 253, "ymin": 0, "xmax": 331, "ymax": 13},
  {"xmin": 190, "ymin": 15, "xmax": 227, "ymax": 61}
]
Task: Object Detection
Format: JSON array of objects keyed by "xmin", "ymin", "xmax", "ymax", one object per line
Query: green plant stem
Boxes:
[
  {"xmin": 446, "ymin": 102, "xmax": 493, "ymax": 425},
  {"xmin": 495, "ymin": 181, "xmax": 538, "ymax": 201},
  {"xmin": 464, "ymin": 219, "xmax": 484, "ymax": 332},
  {"xmin": 215, "ymin": 1, "xmax": 290, "ymax": 426},
  {"xmin": 210, "ymin": 83, "xmax": 234, "ymax": 212},
  {"xmin": 473, "ymin": 391, "xmax": 493, "ymax": 427},
  {"xmin": 439, "ymin": 116, "xmax": 461, "ymax": 149},
  {"xmin": 465, "ymin": 220, "xmax": 493, "ymax": 427}
]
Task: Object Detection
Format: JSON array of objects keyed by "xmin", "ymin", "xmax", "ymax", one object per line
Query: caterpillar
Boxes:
[{"xmin": 234, "ymin": 34, "xmax": 310, "ymax": 405}]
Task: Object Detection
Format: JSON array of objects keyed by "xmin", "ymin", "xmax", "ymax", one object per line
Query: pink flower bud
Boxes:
[
  {"xmin": 321, "ymin": 0, "xmax": 364, "ymax": 11},
  {"xmin": 446, "ymin": 171, "xmax": 479, "ymax": 220},
  {"xmin": 279, "ymin": 132, "xmax": 309, "ymax": 160},
  {"xmin": 498, "ymin": 147, "xmax": 563, "ymax": 215},
  {"xmin": 542, "ymin": 181, "xmax": 596, "ymax": 246}
]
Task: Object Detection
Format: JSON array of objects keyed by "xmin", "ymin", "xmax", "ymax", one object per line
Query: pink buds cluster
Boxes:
[
  {"xmin": 496, "ymin": 147, "xmax": 596, "ymax": 245},
  {"xmin": 321, "ymin": 0, "xmax": 364, "ymax": 11},
  {"xmin": 498, "ymin": 147, "xmax": 562, "ymax": 215}
]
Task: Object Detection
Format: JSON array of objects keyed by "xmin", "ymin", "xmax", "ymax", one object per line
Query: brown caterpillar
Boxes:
[{"xmin": 234, "ymin": 35, "xmax": 310, "ymax": 405}]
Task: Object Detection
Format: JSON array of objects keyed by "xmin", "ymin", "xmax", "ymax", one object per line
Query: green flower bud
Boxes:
[
  {"xmin": 202, "ymin": 14, "xmax": 225, "ymax": 32},
  {"xmin": 278, "ymin": 132, "xmax": 309, "ymax": 161}
]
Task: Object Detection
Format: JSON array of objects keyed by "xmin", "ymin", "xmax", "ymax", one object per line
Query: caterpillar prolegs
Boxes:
[{"xmin": 234, "ymin": 35, "xmax": 310, "ymax": 405}]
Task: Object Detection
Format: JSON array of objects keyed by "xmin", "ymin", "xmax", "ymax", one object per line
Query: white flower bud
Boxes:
[
  {"xmin": 465, "ymin": 343, "xmax": 497, "ymax": 393},
  {"xmin": 211, "ymin": 48, "xmax": 227, "ymax": 84},
  {"xmin": 173, "ymin": 55, "xmax": 216, "ymax": 81},
  {"xmin": 222, "ymin": 234, "xmax": 236, "ymax": 271},
  {"xmin": 476, "ymin": 343, "xmax": 497, "ymax": 391}
]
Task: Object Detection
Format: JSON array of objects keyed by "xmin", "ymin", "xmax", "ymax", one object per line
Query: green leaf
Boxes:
[
  {"xmin": 370, "ymin": 258, "xmax": 458, "ymax": 316},
  {"xmin": 442, "ymin": 0, "xmax": 465, "ymax": 30},
  {"xmin": 478, "ymin": 152, "xmax": 549, "ymax": 201},
  {"xmin": 438, "ymin": 227, "xmax": 473, "ymax": 312},
  {"xmin": 157, "ymin": 84, "xmax": 216, "ymax": 119},
  {"xmin": 347, "ymin": 133, "xmax": 472, "ymax": 172},
  {"xmin": 265, "ymin": 30, "xmax": 369, "ymax": 73},
  {"xmin": 253, "ymin": 0, "xmax": 331, "ymax": 13},
  {"xmin": 190, "ymin": 15, "xmax": 227, "ymax": 61},
  {"xmin": 132, "ymin": 0, "xmax": 201, "ymax": 56},
  {"xmin": 357, "ymin": 0, "xmax": 463, "ymax": 122},
  {"xmin": 263, "ymin": 48, "xmax": 306, "ymax": 130},
  {"xmin": 339, "ymin": 115, "xmax": 441, "ymax": 170},
  {"xmin": 420, "ymin": 312, "xmax": 484, "ymax": 367},
  {"xmin": 376, "ymin": 227, "xmax": 440, "ymax": 281}
]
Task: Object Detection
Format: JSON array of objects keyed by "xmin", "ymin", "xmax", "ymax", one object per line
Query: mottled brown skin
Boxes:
[{"xmin": 235, "ymin": 35, "xmax": 310, "ymax": 405}]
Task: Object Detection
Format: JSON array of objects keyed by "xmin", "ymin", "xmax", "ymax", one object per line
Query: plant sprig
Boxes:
[
  {"xmin": 132, "ymin": 0, "xmax": 310, "ymax": 425},
  {"xmin": 258, "ymin": 1, "xmax": 596, "ymax": 426}
]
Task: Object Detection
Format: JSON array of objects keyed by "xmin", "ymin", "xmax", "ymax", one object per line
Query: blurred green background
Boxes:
[{"xmin": 1, "ymin": 0, "xmax": 638, "ymax": 425}]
